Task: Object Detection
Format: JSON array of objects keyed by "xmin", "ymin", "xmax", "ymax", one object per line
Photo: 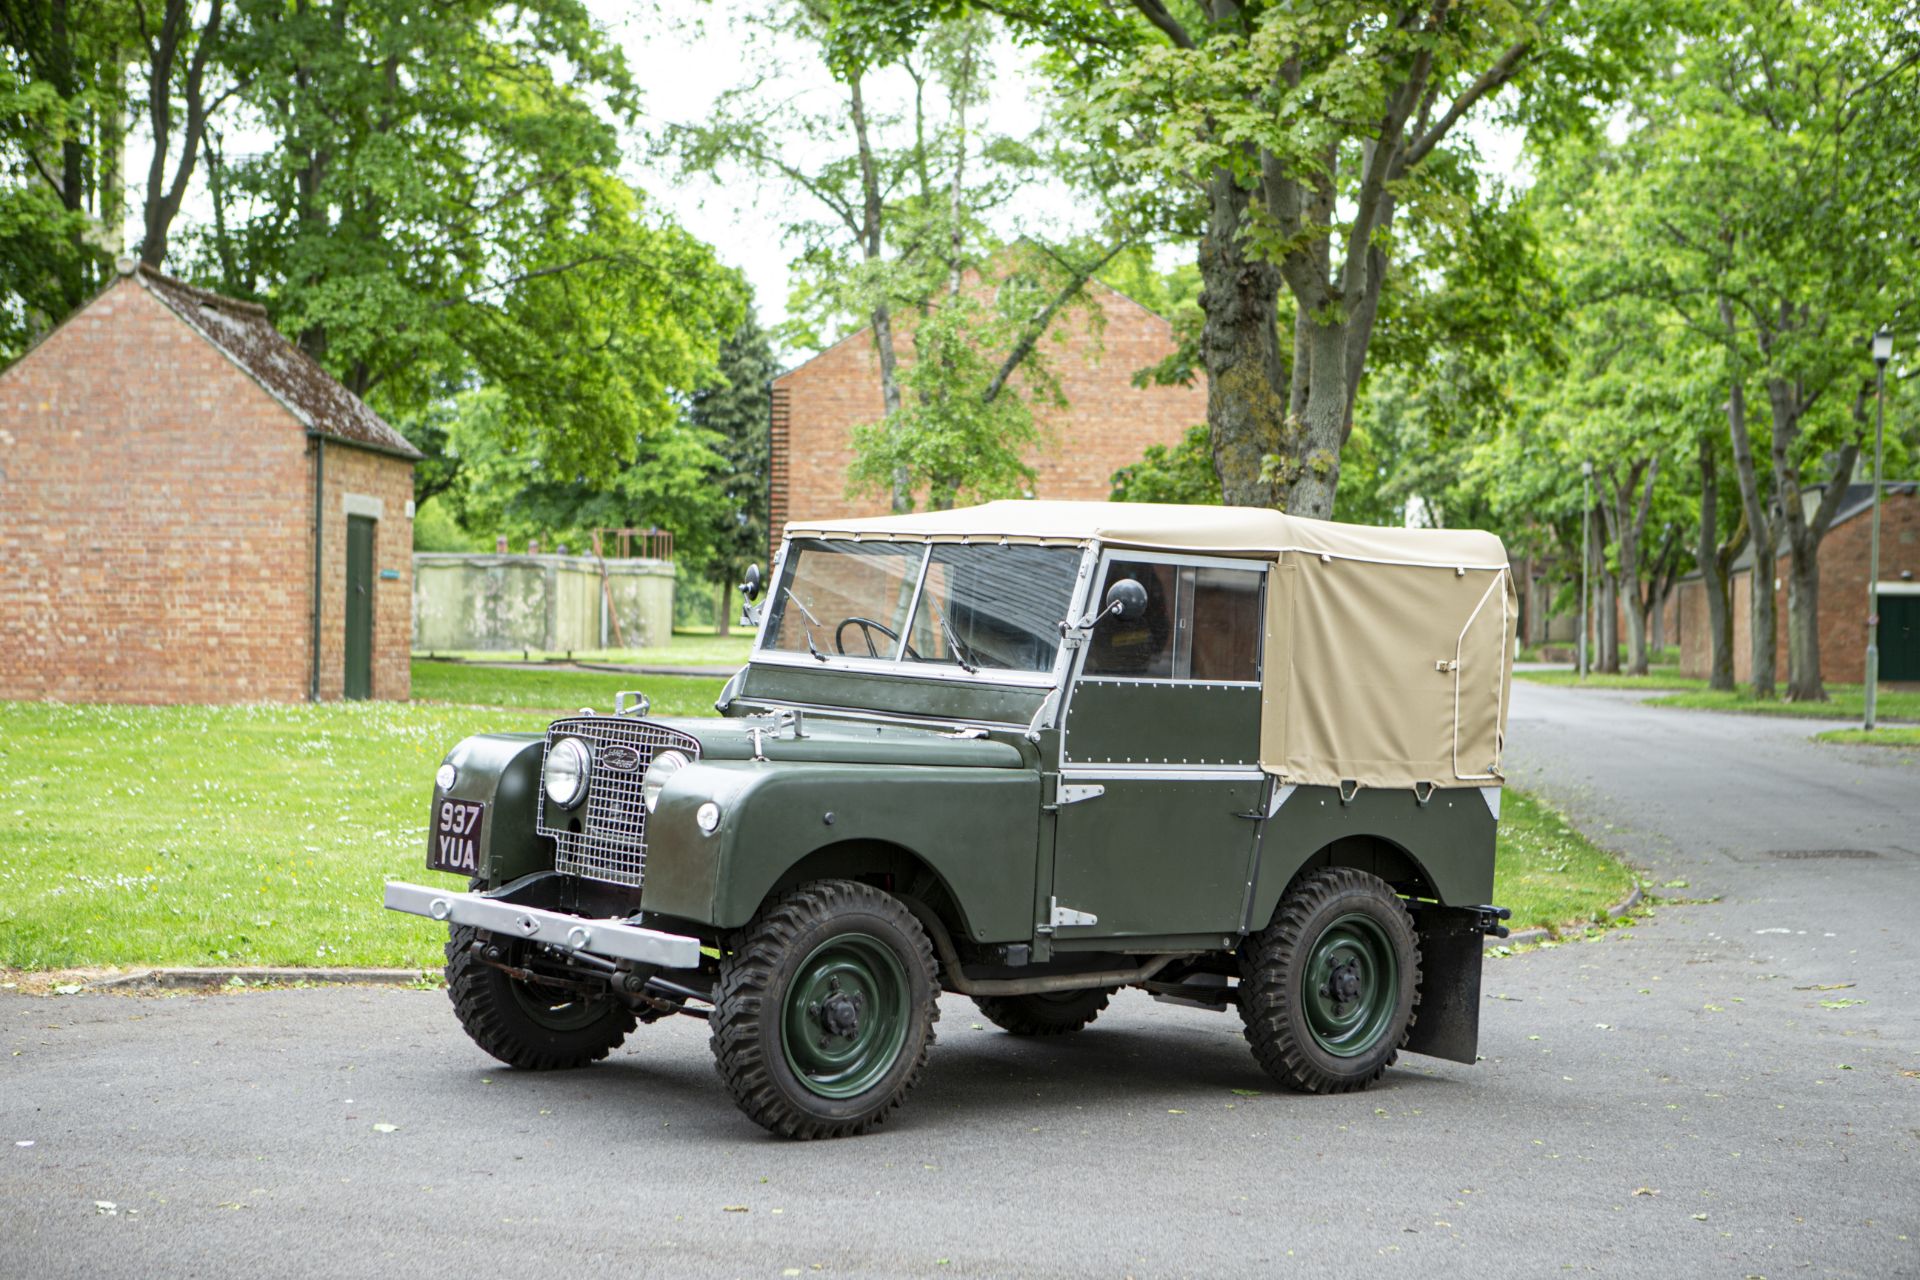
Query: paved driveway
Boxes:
[{"xmin": 4, "ymin": 684, "xmax": 1917, "ymax": 1278}]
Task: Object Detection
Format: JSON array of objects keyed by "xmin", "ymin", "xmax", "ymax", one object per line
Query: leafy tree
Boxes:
[
  {"xmin": 966, "ymin": 0, "xmax": 1649, "ymax": 519},
  {"xmin": 1111, "ymin": 422, "xmax": 1215, "ymax": 504},
  {"xmin": 1604, "ymin": 0, "xmax": 1920, "ymax": 699},
  {"xmin": 191, "ymin": 0, "xmax": 743, "ymax": 485},
  {"xmin": 688, "ymin": 315, "xmax": 778, "ymax": 634}
]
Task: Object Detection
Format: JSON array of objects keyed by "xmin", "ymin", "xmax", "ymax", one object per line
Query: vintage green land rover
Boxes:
[{"xmin": 386, "ymin": 500, "xmax": 1516, "ymax": 1138}]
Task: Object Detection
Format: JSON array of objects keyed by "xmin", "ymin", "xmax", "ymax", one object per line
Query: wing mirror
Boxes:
[
  {"xmin": 1104, "ymin": 578, "xmax": 1148, "ymax": 622},
  {"xmin": 741, "ymin": 563, "xmax": 763, "ymax": 603}
]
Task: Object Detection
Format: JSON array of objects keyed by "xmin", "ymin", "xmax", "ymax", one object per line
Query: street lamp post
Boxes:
[
  {"xmin": 1864, "ymin": 326, "xmax": 1893, "ymax": 731},
  {"xmin": 1580, "ymin": 461, "xmax": 1594, "ymax": 681}
]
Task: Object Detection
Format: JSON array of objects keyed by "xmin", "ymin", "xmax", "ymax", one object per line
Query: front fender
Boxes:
[
  {"xmin": 642, "ymin": 761, "xmax": 1041, "ymax": 943},
  {"xmin": 433, "ymin": 732, "xmax": 550, "ymax": 885}
]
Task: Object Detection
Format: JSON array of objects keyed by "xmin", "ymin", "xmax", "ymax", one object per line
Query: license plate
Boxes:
[{"xmin": 428, "ymin": 797, "xmax": 486, "ymax": 876}]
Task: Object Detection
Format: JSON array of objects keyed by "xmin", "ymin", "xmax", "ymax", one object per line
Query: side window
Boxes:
[
  {"xmin": 1084, "ymin": 561, "xmax": 1177, "ymax": 677},
  {"xmin": 1084, "ymin": 560, "xmax": 1262, "ymax": 681}
]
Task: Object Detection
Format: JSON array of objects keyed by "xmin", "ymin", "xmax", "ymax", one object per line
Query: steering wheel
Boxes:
[
  {"xmin": 833, "ymin": 616, "xmax": 928, "ymax": 661},
  {"xmin": 836, "ymin": 616, "xmax": 900, "ymax": 657}
]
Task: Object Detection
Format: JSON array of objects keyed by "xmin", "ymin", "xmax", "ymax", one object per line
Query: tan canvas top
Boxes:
[
  {"xmin": 784, "ymin": 500, "xmax": 1508, "ymax": 570},
  {"xmin": 782, "ymin": 499, "xmax": 1515, "ymax": 792}
]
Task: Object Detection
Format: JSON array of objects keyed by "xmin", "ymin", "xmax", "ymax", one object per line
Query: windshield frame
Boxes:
[{"xmin": 752, "ymin": 536, "xmax": 1097, "ymax": 689}]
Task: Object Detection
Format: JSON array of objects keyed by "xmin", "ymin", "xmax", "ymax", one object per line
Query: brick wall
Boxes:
[
  {"xmin": 0, "ymin": 275, "xmax": 413, "ymax": 703},
  {"xmin": 1689, "ymin": 492, "xmax": 1920, "ymax": 685},
  {"xmin": 771, "ymin": 282, "xmax": 1206, "ymax": 551}
]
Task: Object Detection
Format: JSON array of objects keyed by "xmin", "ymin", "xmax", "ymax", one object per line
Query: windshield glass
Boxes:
[{"xmin": 762, "ymin": 539, "xmax": 1083, "ymax": 675}]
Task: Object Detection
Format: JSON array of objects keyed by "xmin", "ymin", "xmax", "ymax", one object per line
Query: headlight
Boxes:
[
  {"xmin": 642, "ymin": 749, "xmax": 690, "ymax": 813},
  {"xmin": 544, "ymin": 737, "xmax": 591, "ymax": 808}
]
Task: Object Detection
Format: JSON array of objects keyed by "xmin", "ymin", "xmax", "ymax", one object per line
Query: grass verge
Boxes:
[
  {"xmin": 1648, "ymin": 684, "xmax": 1920, "ymax": 722},
  {"xmin": 1, "ymin": 666, "xmax": 1635, "ymax": 972},
  {"xmin": 1491, "ymin": 789, "xmax": 1638, "ymax": 936},
  {"xmin": 1513, "ymin": 665, "xmax": 1702, "ymax": 692},
  {"xmin": 1814, "ymin": 726, "xmax": 1920, "ymax": 746}
]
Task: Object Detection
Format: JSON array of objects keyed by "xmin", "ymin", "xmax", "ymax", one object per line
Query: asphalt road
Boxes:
[{"xmin": 4, "ymin": 684, "xmax": 1918, "ymax": 1279}]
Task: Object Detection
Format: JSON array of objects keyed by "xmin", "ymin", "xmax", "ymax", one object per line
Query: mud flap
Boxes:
[{"xmin": 1403, "ymin": 906, "xmax": 1484, "ymax": 1065}]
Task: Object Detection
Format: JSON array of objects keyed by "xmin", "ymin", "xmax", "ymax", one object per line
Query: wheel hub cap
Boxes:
[
  {"xmin": 780, "ymin": 933, "xmax": 910, "ymax": 1099},
  {"xmin": 1301, "ymin": 912, "xmax": 1398, "ymax": 1059}
]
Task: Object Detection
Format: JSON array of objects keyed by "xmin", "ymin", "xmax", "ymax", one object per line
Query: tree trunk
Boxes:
[
  {"xmin": 847, "ymin": 72, "xmax": 907, "ymax": 511},
  {"xmin": 1284, "ymin": 315, "xmax": 1351, "ymax": 520},
  {"xmin": 715, "ymin": 576, "xmax": 732, "ymax": 638},
  {"xmin": 1784, "ymin": 548, "xmax": 1822, "ymax": 702},
  {"xmin": 1198, "ymin": 172, "xmax": 1286, "ymax": 508},
  {"xmin": 1649, "ymin": 587, "xmax": 1666, "ymax": 653},
  {"xmin": 1696, "ymin": 435, "xmax": 1743, "ymax": 692},
  {"xmin": 1748, "ymin": 557, "xmax": 1777, "ymax": 697}
]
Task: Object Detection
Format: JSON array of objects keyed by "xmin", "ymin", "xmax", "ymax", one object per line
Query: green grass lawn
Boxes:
[
  {"xmin": 411, "ymin": 659, "xmax": 727, "ymax": 714},
  {"xmin": 412, "ymin": 629, "xmax": 754, "ymax": 669},
  {"xmin": 1814, "ymin": 725, "xmax": 1920, "ymax": 746},
  {"xmin": 1, "ymin": 663, "xmax": 1636, "ymax": 972}
]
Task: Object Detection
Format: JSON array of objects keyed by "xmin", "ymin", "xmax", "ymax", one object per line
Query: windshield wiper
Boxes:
[
  {"xmin": 931, "ymin": 601, "xmax": 977, "ymax": 674},
  {"xmin": 804, "ymin": 628, "xmax": 828, "ymax": 662},
  {"xmin": 784, "ymin": 587, "xmax": 823, "ymax": 627}
]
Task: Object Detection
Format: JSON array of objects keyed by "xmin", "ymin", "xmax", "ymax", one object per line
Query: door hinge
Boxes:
[
  {"xmin": 1057, "ymin": 783, "xmax": 1105, "ymax": 806},
  {"xmin": 1047, "ymin": 896, "xmax": 1098, "ymax": 928}
]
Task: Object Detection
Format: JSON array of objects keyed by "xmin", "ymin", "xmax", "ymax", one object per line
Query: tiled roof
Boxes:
[{"xmin": 135, "ymin": 265, "xmax": 423, "ymax": 461}]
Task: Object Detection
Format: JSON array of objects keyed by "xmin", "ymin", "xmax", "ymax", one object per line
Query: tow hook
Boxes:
[{"xmin": 1471, "ymin": 905, "xmax": 1513, "ymax": 939}]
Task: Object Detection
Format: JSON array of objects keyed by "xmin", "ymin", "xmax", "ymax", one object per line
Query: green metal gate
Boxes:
[
  {"xmin": 345, "ymin": 515, "xmax": 375, "ymax": 700},
  {"xmin": 1881, "ymin": 594, "xmax": 1920, "ymax": 682}
]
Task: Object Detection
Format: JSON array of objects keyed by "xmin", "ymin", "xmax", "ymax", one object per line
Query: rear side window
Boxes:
[{"xmin": 1084, "ymin": 560, "xmax": 1262, "ymax": 681}]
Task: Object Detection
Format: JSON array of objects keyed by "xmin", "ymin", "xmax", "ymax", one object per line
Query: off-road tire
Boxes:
[
  {"xmin": 710, "ymin": 879, "xmax": 940, "ymax": 1139},
  {"xmin": 445, "ymin": 924, "xmax": 637, "ymax": 1070},
  {"xmin": 973, "ymin": 986, "xmax": 1116, "ymax": 1036},
  {"xmin": 1238, "ymin": 868, "xmax": 1421, "ymax": 1094}
]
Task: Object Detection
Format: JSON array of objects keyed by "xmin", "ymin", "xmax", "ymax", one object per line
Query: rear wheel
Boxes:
[
  {"xmin": 444, "ymin": 925, "xmax": 636, "ymax": 1070},
  {"xmin": 973, "ymin": 987, "xmax": 1116, "ymax": 1036},
  {"xmin": 1238, "ymin": 869, "xmax": 1420, "ymax": 1094},
  {"xmin": 710, "ymin": 879, "xmax": 939, "ymax": 1139}
]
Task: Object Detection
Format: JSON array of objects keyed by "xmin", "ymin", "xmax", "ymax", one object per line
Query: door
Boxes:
[
  {"xmin": 1882, "ymin": 594, "xmax": 1920, "ymax": 682},
  {"xmin": 345, "ymin": 515, "xmax": 375, "ymax": 700},
  {"xmin": 1049, "ymin": 554, "xmax": 1267, "ymax": 940}
]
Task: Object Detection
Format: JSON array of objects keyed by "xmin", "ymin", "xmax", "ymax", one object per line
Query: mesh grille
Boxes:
[{"xmin": 536, "ymin": 717, "xmax": 701, "ymax": 888}]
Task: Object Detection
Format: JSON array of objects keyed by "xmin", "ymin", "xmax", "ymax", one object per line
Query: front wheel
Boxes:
[
  {"xmin": 1238, "ymin": 869, "xmax": 1421, "ymax": 1094},
  {"xmin": 710, "ymin": 879, "xmax": 939, "ymax": 1139},
  {"xmin": 444, "ymin": 925, "xmax": 637, "ymax": 1070}
]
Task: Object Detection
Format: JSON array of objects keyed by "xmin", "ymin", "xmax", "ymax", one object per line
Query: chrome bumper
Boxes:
[{"xmin": 382, "ymin": 881, "xmax": 702, "ymax": 970}]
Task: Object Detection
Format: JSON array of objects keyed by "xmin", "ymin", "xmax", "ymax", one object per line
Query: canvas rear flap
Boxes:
[{"xmin": 1261, "ymin": 554, "xmax": 1514, "ymax": 790}]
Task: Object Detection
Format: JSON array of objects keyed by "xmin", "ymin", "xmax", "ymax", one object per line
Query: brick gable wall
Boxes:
[
  {"xmin": 0, "ymin": 275, "xmax": 413, "ymax": 703},
  {"xmin": 1679, "ymin": 491, "xmax": 1920, "ymax": 685},
  {"xmin": 770, "ymin": 285, "xmax": 1206, "ymax": 556}
]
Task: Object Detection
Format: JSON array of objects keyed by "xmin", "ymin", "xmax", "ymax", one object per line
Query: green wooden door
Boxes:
[
  {"xmin": 1881, "ymin": 594, "xmax": 1920, "ymax": 681},
  {"xmin": 345, "ymin": 515, "xmax": 375, "ymax": 700}
]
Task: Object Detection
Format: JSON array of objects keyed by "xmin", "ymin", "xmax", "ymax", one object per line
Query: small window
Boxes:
[{"xmin": 1084, "ymin": 560, "xmax": 1262, "ymax": 681}]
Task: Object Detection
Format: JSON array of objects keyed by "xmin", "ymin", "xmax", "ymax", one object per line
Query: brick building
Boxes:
[
  {"xmin": 0, "ymin": 260, "xmax": 421, "ymax": 703},
  {"xmin": 1677, "ymin": 484, "xmax": 1920, "ymax": 685},
  {"xmin": 769, "ymin": 280, "xmax": 1206, "ymax": 549}
]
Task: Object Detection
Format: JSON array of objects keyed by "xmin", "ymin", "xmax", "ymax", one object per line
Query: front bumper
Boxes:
[{"xmin": 383, "ymin": 880, "xmax": 702, "ymax": 970}]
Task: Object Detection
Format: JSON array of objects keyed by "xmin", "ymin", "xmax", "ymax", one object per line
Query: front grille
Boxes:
[{"xmin": 536, "ymin": 717, "xmax": 701, "ymax": 888}]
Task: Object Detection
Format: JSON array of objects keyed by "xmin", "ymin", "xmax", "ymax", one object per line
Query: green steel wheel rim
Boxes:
[
  {"xmin": 1301, "ymin": 912, "xmax": 1399, "ymax": 1058},
  {"xmin": 780, "ymin": 931, "xmax": 912, "ymax": 1100}
]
